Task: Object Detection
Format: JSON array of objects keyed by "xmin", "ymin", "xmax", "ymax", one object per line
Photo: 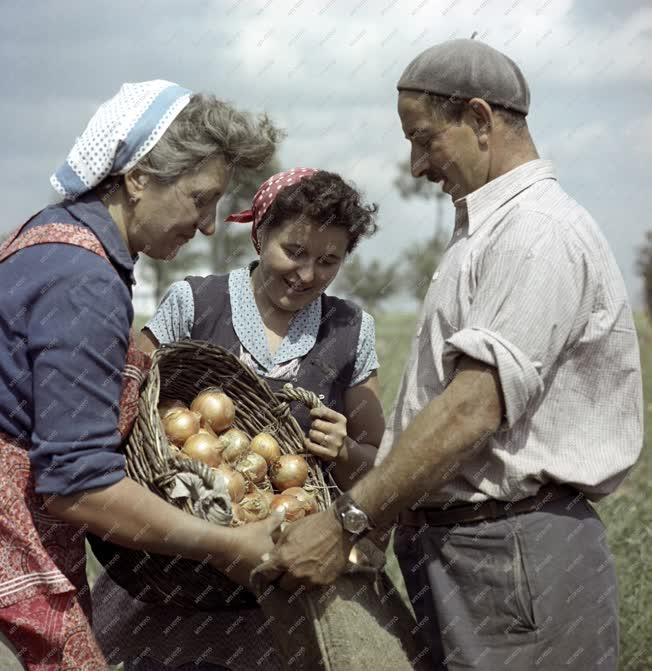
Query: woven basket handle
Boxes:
[{"xmin": 274, "ymin": 383, "xmax": 323, "ymax": 411}]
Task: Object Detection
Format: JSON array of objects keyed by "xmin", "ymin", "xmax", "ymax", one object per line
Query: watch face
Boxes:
[{"xmin": 343, "ymin": 509, "xmax": 368, "ymax": 534}]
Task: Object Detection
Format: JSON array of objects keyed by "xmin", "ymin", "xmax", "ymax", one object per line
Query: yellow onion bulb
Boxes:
[
  {"xmin": 163, "ymin": 409, "xmax": 201, "ymax": 446},
  {"xmin": 214, "ymin": 464, "xmax": 246, "ymax": 504},
  {"xmin": 190, "ymin": 389, "xmax": 235, "ymax": 433},
  {"xmin": 230, "ymin": 502, "xmax": 243, "ymax": 526},
  {"xmin": 282, "ymin": 486, "xmax": 318, "ymax": 515},
  {"xmin": 250, "ymin": 432, "xmax": 282, "ymax": 463},
  {"xmin": 158, "ymin": 398, "xmax": 188, "ymax": 418},
  {"xmin": 199, "ymin": 417, "xmax": 219, "ymax": 438},
  {"xmin": 235, "ymin": 452, "xmax": 268, "ymax": 484},
  {"xmin": 181, "ymin": 432, "xmax": 222, "ymax": 467},
  {"xmin": 220, "ymin": 429, "xmax": 251, "ymax": 464},
  {"xmin": 270, "ymin": 494, "xmax": 306, "ymax": 522},
  {"xmin": 238, "ymin": 491, "xmax": 271, "ymax": 522},
  {"xmin": 269, "ymin": 455, "xmax": 309, "ymax": 491},
  {"xmin": 260, "ymin": 489, "xmax": 275, "ymax": 508}
]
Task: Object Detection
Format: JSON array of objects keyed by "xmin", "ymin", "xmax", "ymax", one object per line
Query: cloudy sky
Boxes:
[{"xmin": 2, "ymin": 0, "xmax": 651, "ymax": 312}]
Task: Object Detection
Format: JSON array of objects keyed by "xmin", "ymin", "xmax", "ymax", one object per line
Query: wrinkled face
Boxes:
[
  {"xmin": 398, "ymin": 91, "xmax": 489, "ymax": 200},
  {"xmin": 132, "ymin": 155, "xmax": 231, "ymax": 259},
  {"xmin": 256, "ymin": 215, "xmax": 350, "ymax": 312}
]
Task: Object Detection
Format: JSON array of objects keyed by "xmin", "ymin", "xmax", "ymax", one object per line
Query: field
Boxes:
[{"xmin": 3, "ymin": 312, "xmax": 645, "ymax": 670}]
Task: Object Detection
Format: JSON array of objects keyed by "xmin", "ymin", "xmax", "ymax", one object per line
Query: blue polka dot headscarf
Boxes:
[{"xmin": 50, "ymin": 80, "xmax": 192, "ymax": 200}]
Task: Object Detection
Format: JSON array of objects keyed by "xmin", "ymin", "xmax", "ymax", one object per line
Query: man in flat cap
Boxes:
[{"xmin": 263, "ymin": 38, "xmax": 642, "ymax": 670}]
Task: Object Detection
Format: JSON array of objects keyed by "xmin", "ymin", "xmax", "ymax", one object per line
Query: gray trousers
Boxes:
[{"xmin": 394, "ymin": 495, "xmax": 619, "ymax": 670}]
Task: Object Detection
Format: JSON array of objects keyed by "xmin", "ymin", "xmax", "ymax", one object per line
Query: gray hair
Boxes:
[{"xmin": 134, "ymin": 94, "xmax": 283, "ymax": 182}]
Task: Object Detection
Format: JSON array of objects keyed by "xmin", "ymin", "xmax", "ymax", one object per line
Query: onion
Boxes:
[
  {"xmin": 230, "ymin": 502, "xmax": 243, "ymax": 526},
  {"xmin": 269, "ymin": 455, "xmax": 309, "ymax": 491},
  {"xmin": 191, "ymin": 389, "xmax": 235, "ymax": 433},
  {"xmin": 260, "ymin": 489, "xmax": 275, "ymax": 507},
  {"xmin": 182, "ymin": 432, "xmax": 222, "ymax": 467},
  {"xmin": 199, "ymin": 417, "xmax": 219, "ymax": 438},
  {"xmin": 214, "ymin": 464, "xmax": 246, "ymax": 503},
  {"xmin": 250, "ymin": 432, "xmax": 281, "ymax": 463},
  {"xmin": 163, "ymin": 409, "xmax": 201, "ymax": 446},
  {"xmin": 219, "ymin": 429, "xmax": 251, "ymax": 464},
  {"xmin": 270, "ymin": 494, "xmax": 306, "ymax": 522},
  {"xmin": 235, "ymin": 452, "xmax": 268, "ymax": 484},
  {"xmin": 283, "ymin": 487, "xmax": 318, "ymax": 515},
  {"xmin": 239, "ymin": 491, "xmax": 270, "ymax": 522},
  {"xmin": 158, "ymin": 398, "xmax": 188, "ymax": 418}
]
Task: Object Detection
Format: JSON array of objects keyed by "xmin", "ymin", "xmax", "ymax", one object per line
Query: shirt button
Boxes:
[{"xmin": 433, "ymin": 271, "xmax": 440, "ymax": 280}]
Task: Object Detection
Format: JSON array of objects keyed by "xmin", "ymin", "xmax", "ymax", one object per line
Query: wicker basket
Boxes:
[{"xmin": 88, "ymin": 340, "xmax": 335, "ymax": 611}]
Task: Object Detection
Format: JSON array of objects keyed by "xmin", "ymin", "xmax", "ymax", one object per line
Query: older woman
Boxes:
[
  {"xmin": 91, "ymin": 168, "xmax": 386, "ymax": 671},
  {"xmin": 0, "ymin": 80, "xmax": 282, "ymax": 670}
]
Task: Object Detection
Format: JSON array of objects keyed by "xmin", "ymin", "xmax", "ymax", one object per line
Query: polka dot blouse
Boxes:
[{"xmin": 146, "ymin": 263, "xmax": 379, "ymax": 387}]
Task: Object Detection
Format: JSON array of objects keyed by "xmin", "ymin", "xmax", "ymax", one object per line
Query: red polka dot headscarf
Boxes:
[{"xmin": 225, "ymin": 167, "xmax": 318, "ymax": 253}]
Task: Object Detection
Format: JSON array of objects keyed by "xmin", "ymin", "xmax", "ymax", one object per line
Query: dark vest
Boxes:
[{"xmin": 185, "ymin": 273, "xmax": 362, "ymax": 433}]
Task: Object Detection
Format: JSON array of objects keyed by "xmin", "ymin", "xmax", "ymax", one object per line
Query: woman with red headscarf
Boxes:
[{"xmin": 91, "ymin": 168, "xmax": 386, "ymax": 671}]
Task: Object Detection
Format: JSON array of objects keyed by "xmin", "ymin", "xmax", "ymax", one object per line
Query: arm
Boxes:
[
  {"xmin": 45, "ymin": 477, "xmax": 283, "ymax": 585},
  {"xmin": 263, "ymin": 357, "xmax": 502, "ymax": 591},
  {"xmin": 350, "ymin": 357, "xmax": 502, "ymax": 524}
]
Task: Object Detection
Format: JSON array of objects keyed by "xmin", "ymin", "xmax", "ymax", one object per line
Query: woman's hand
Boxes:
[
  {"xmin": 209, "ymin": 511, "xmax": 284, "ymax": 588},
  {"xmin": 304, "ymin": 406, "xmax": 350, "ymax": 462}
]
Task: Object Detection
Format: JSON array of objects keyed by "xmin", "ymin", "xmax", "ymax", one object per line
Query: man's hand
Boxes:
[
  {"xmin": 258, "ymin": 509, "xmax": 353, "ymax": 592},
  {"xmin": 210, "ymin": 511, "xmax": 284, "ymax": 588},
  {"xmin": 304, "ymin": 406, "xmax": 349, "ymax": 461}
]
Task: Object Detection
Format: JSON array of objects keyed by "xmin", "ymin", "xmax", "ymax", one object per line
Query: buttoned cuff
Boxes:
[{"xmin": 442, "ymin": 327, "xmax": 544, "ymax": 429}]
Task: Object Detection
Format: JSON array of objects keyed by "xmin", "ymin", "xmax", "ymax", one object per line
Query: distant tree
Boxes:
[
  {"xmin": 394, "ymin": 159, "xmax": 447, "ymax": 237},
  {"xmin": 637, "ymin": 230, "xmax": 652, "ymax": 314},
  {"xmin": 335, "ymin": 254, "xmax": 401, "ymax": 313},
  {"xmin": 394, "ymin": 159, "xmax": 449, "ymax": 302},
  {"xmin": 211, "ymin": 157, "xmax": 282, "ymax": 273},
  {"xmin": 402, "ymin": 232, "xmax": 448, "ymax": 302},
  {"xmin": 140, "ymin": 243, "xmax": 207, "ymax": 305}
]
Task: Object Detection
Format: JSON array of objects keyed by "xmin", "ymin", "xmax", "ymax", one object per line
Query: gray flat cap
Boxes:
[{"xmin": 397, "ymin": 38, "xmax": 530, "ymax": 115}]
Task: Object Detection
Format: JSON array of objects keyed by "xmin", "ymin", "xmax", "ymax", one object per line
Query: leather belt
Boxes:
[{"xmin": 398, "ymin": 484, "xmax": 578, "ymax": 527}]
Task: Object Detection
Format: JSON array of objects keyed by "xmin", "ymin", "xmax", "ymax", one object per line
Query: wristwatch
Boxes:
[{"xmin": 333, "ymin": 493, "xmax": 374, "ymax": 537}]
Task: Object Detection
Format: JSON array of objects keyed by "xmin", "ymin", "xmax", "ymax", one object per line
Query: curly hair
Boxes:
[{"xmin": 258, "ymin": 170, "xmax": 378, "ymax": 253}]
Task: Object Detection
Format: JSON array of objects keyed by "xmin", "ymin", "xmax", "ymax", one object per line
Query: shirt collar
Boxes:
[
  {"xmin": 63, "ymin": 192, "xmax": 137, "ymax": 284},
  {"xmin": 229, "ymin": 261, "xmax": 322, "ymax": 370},
  {"xmin": 454, "ymin": 159, "xmax": 557, "ymax": 235}
]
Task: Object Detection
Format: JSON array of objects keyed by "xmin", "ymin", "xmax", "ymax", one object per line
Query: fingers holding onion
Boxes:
[{"xmin": 270, "ymin": 494, "xmax": 306, "ymax": 522}]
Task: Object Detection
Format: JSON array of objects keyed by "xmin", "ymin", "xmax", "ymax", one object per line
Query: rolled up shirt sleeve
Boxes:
[
  {"xmin": 26, "ymin": 246, "xmax": 131, "ymax": 495},
  {"xmin": 442, "ymin": 214, "xmax": 590, "ymax": 428}
]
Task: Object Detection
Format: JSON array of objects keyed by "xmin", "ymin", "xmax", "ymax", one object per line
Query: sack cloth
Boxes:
[{"xmin": 252, "ymin": 539, "xmax": 430, "ymax": 671}]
